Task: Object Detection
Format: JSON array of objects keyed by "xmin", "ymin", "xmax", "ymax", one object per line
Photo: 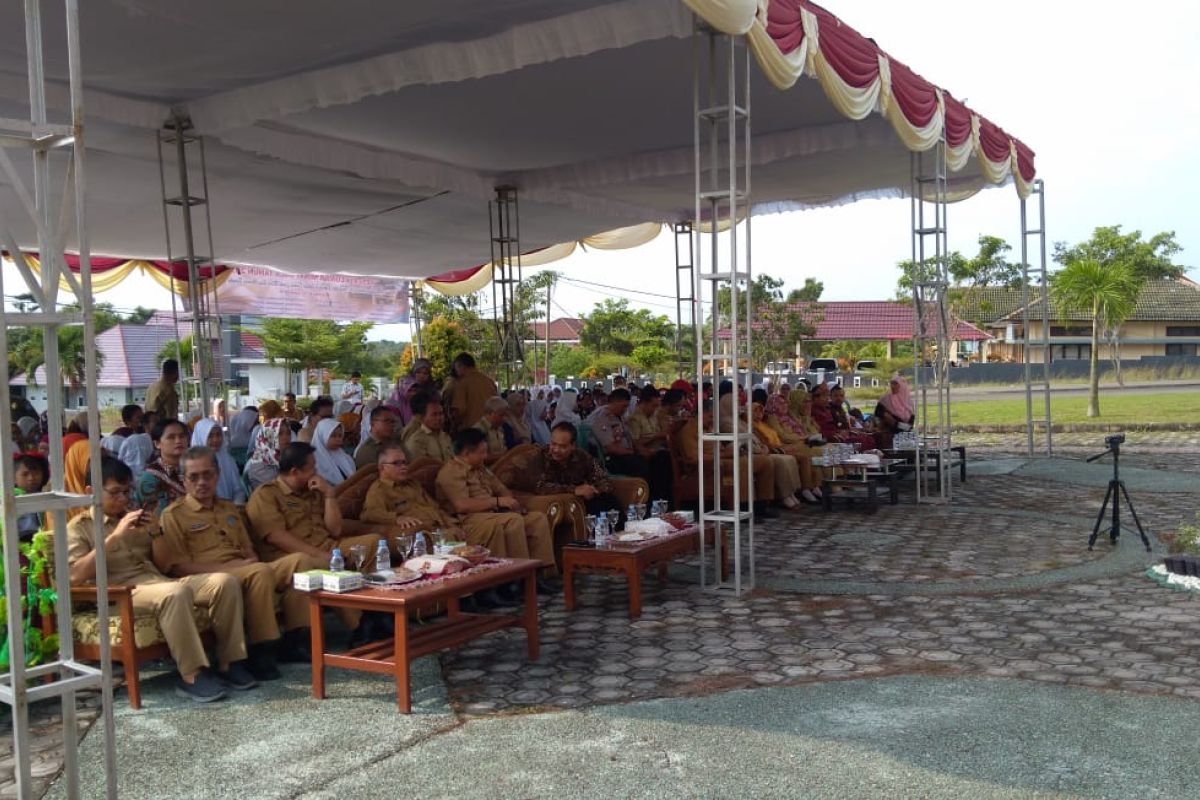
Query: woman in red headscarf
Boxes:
[{"xmin": 873, "ymin": 374, "xmax": 914, "ymax": 449}]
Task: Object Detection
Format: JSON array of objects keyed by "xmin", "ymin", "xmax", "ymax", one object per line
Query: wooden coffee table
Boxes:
[
  {"xmin": 562, "ymin": 525, "xmax": 704, "ymax": 618},
  {"xmin": 307, "ymin": 558, "xmax": 540, "ymax": 713}
]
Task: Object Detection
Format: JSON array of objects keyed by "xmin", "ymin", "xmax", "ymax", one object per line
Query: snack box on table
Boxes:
[{"xmin": 293, "ymin": 570, "xmax": 364, "ymax": 593}]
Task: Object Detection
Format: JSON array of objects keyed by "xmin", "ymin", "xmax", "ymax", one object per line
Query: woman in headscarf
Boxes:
[
  {"xmin": 554, "ymin": 389, "xmax": 581, "ymax": 425},
  {"xmin": 135, "ymin": 418, "xmax": 190, "ymax": 515},
  {"xmin": 64, "ymin": 438, "xmax": 92, "ymax": 519},
  {"xmin": 118, "ymin": 428, "xmax": 154, "ymax": 476},
  {"xmin": 749, "ymin": 402, "xmax": 802, "ymax": 509},
  {"xmin": 873, "ymin": 374, "xmax": 914, "ymax": 449},
  {"xmin": 358, "ymin": 396, "xmax": 380, "ymax": 444},
  {"xmin": 100, "ymin": 432, "xmax": 126, "ymax": 459},
  {"xmin": 226, "ymin": 406, "xmax": 259, "ymax": 469},
  {"xmin": 527, "ymin": 388, "xmax": 551, "ymax": 445},
  {"xmin": 61, "ymin": 411, "xmax": 88, "ymax": 456},
  {"xmin": 312, "ymin": 418, "xmax": 357, "ymax": 487},
  {"xmin": 244, "ymin": 417, "xmax": 290, "ymax": 492},
  {"xmin": 191, "ymin": 418, "xmax": 247, "ymax": 504},
  {"xmin": 210, "ymin": 398, "xmax": 227, "ymax": 427},
  {"xmin": 502, "ymin": 391, "xmax": 533, "ymax": 449},
  {"xmin": 761, "ymin": 394, "xmax": 826, "ymax": 503},
  {"xmin": 390, "ymin": 358, "xmax": 439, "ymax": 426}
]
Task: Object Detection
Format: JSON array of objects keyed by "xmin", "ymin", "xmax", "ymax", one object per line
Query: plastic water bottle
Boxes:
[
  {"xmin": 595, "ymin": 517, "xmax": 609, "ymax": 547},
  {"xmin": 375, "ymin": 538, "xmax": 391, "ymax": 572},
  {"xmin": 329, "ymin": 547, "xmax": 344, "ymax": 572},
  {"xmin": 413, "ymin": 531, "xmax": 428, "ymax": 557}
]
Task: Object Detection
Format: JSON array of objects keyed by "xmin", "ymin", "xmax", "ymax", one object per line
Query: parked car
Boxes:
[
  {"xmin": 804, "ymin": 358, "xmax": 840, "ymax": 386},
  {"xmin": 854, "ymin": 360, "xmax": 877, "ymax": 372}
]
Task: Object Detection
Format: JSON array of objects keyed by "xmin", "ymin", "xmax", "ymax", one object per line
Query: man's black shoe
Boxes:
[
  {"xmin": 175, "ymin": 668, "xmax": 227, "ymax": 703},
  {"xmin": 536, "ymin": 578, "xmax": 562, "ymax": 596},
  {"xmin": 278, "ymin": 629, "xmax": 312, "ymax": 663},
  {"xmin": 473, "ymin": 589, "xmax": 505, "ymax": 610},
  {"xmin": 497, "ymin": 582, "xmax": 523, "ymax": 603},
  {"xmin": 247, "ymin": 643, "xmax": 282, "ymax": 681},
  {"xmin": 218, "ymin": 660, "xmax": 259, "ymax": 691}
]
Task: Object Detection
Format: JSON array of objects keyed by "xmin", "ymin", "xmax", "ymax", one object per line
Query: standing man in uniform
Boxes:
[
  {"xmin": 144, "ymin": 358, "xmax": 180, "ymax": 422},
  {"xmin": 403, "ymin": 393, "xmax": 453, "ymax": 463},
  {"xmin": 69, "ymin": 456, "xmax": 258, "ymax": 701},
  {"xmin": 441, "ymin": 352, "xmax": 497, "ymax": 434},
  {"xmin": 435, "ymin": 428, "xmax": 558, "ymax": 593},
  {"xmin": 156, "ymin": 447, "xmax": 309, "ymax": 674}
]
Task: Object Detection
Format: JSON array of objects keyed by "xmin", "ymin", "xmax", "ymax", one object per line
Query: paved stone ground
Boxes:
[{"xmin": 7, "ymin": 431, "xmax": 1200, "ymax": 797}]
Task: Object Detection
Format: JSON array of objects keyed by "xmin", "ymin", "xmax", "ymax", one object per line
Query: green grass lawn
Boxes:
[{"xmin": 948, "ymin": 392, "xmax": 1199, "ymax": 426}]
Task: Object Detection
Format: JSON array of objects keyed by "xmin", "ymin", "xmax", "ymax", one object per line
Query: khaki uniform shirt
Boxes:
[
  {"xmin": 354, "ymin": 435, "xmax": 406, "ymax": 470},
  {"xmin": 435, "ymin": 457, "xmax": 507, "ymax": 520},
  {"xmin": 473, "ymin": 417, "xmax": 507, "ymax": 456},
  {"xmin": 627, "ymin": 410, "xmax": 665, "ymax": 451},
  {"xmin": 144, "ymin": 378, "xmax": 179, "ymax": 421},
  {"xmin": 67, "ymin": 509, "xmax": 166, "ymax": 586},
  {"xmin": 159, "ymin": 495, "xmax": 256, "ymax": 571},
  {"xmin": 245, "ymin": 478, "xmax": 333, "ymax": 560},
  {"xmin": 442, "ymin": 370, "xmax": 497, "ymax": 432},
  {"xmin": 405, "ymin": 424, "xmax": 453, "ymax": 463},
  {"xmin": 361, "ymin": 478, "xmax": 453, "ymax": 529}
]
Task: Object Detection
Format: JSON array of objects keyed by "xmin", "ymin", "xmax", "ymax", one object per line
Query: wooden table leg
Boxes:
[
  {"xmin": 627, "ymin": 561, "xmax": 643, "ymax": 619},
  {"xmin": 308, "ymin": 595, "xmax": 326, "ymax": 700},
  {"xmin": 562, "ymin": 555, "xmax": 577, "ymax": 612},
  {"xmin": 394, "ymin": 611, "xmax": 411, "ymax": 713},
  {"xmin": 522, "ymin": 571, "xmax": 540, "ymax": 661},
  {"xmin": 656, "ymin": 561, "xmax": 668, "ymax": 585},
  {"xmin": 887, "ymin": 473, "xmax": 899, "ymax": 504},
  {"xmin": 447, "ymin": 595, "xmax": 461, "ymax": 620},
  {"xmin": 822, "ymin": 481, "xmax": 832, "ymax": 511}
]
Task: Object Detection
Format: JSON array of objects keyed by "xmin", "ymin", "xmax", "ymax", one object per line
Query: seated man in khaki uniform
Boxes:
[
  {"xmin": 435, "ymin": 428, "xmax": 559, "ymax": 594},
  {"xmin": 246, "ymin": 441, "xmax": 387, "ymax": 645},
  {"xmin": 68, "ymin": 456, "xmax": 255, "ymax": 702},
  {"xmin": 403, "ymin": 392, "xmax": 453, "ymax": 463},
  {"xmin": 472, "ymin": 396, "xmax": 509, "ymax": 464},
  {"xmin": 158, "ymin": 447, "xmax": 313, "ymax": 669},
  {"xmin": 354, "ymin": 404, "xmax": 402, "ymax": 470},
  {"xmin": 360, "ymin": 444, "xmax": 461, "ymax": 535}
]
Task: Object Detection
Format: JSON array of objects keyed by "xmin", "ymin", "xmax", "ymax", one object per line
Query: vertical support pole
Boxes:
[
  {"xmin": 674, "ymin": 222, "xmax": 695, "ymax": 377},
  {"xmin": 1019, "ymin": 178, "xmax": 1052, "ymax": 456},
  {"xmin": 489, "ymin": 186, "xmax": 524, "ymax": 388},
  {"xmin": 693, "ymin": 25, "xmax": 753, "ymax": 594}
]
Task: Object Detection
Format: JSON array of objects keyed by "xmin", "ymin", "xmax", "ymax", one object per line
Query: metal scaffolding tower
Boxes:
[
  {"xmin": 1020, "ymin": 178, "xmax": 1052, "ymax": 456},
  {"xmin": 909, "ymin": 144, "xmax": 953, "ymax": 503},
  {"xmin": 489, "ymin": 186, "xmax": 523, "ymax": 388},
  {"xmin": 157, "ymin": 112, "xmax": 224, "ymax": 419},
  {"xmin": 693, "ymin": 28, "xmax": 754, "ymax": 594},
  {"xmin": 0, "ymin": 1, "xmax": 118, "ymax": 797},
  {"xmin": 674, "ymin": 221, "xmax": 695, "ymax": 376},
  {"xmin": 409, "ymin": 282, "xmax": 425, "ymax": 359}
]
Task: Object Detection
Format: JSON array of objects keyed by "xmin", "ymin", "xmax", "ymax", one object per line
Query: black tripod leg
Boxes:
[
  {"xmin": 1088, "ymin": 481, "xmax": 1115, "ymax": 550},
  {"xmin": 1118, "ymin": 481, "xmax": 1152, "ymax": 552}
]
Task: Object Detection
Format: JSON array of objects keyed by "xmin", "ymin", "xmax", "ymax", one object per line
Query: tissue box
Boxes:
[
  {"xmin": 321, "ymin": 570, "xmax": 365, "ymax": 593},
  {"xmin": 293, "ymin": 571, "xmax": 325, "ymax": 592}
]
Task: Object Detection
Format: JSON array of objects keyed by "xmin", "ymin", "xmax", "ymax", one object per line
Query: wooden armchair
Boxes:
[{"xmin": 32, "ymin": 532, "xmax": 214, "ymax": 710}]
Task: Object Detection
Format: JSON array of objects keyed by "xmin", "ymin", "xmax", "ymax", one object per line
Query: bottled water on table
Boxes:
[
  {"xmin": 329, "ymin": 547, "xmax": 344, "ymax": 572},
  {"xmin": 375, "ymin": 538, "xmax": 391, "ymax": 572},
  {"xmin": 594, "ymin": 516, "xmax": 609, "ymax": 547},
  {"xmin": 413, "ymin": 531, "xmax": 428, "ymax": 557}
]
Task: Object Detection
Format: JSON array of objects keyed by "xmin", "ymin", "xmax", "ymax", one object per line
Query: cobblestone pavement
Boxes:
[{"xmin": 8, "ymin": 431, "xmax": 1200, "ymax": 797}]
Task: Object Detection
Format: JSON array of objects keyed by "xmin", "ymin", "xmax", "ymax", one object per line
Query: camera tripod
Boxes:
[{"xmin": 1086, "ymin": 438, "xmax": 1151, "ymax": 552}]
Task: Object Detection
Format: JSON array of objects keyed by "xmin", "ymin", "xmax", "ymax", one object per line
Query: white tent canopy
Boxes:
[{"xmin": 0, "ymin": 0, "xmax": 1035, "ymax": 279}]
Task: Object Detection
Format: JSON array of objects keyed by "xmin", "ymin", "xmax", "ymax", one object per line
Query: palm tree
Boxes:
[{"xmin": 1050, "ymin": 259, "xmax": 1138, "ymax": 417}]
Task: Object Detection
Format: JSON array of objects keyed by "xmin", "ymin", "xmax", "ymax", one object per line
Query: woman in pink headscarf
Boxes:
[{"xmin": 873, "ymin": 373, "xmax": 914, "ymax": 449}]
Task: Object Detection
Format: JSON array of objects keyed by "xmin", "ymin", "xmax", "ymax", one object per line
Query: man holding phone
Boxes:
[{"xmin": 67, "ymin": 456, "xmax": 257, "ymax": 702}]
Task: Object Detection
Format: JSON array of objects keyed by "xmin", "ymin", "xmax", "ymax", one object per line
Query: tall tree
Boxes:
[
  {"xmin": 1050, "ymin": 259, "xmax": 1138, "ymax": 417},
  {"xmin": 256, "ymin": 318, "xmax": 373, "ymax": 389},
  {"xmin": 1053, "ymin": 226, "xmax": 1182, "ymax": 284},
  {"xmin": 715, "ymin": 274, "xmax": 819, "ymax": 372},
  {"xmin": 580, "ymin": 299, "xmax": 673, "ymax": 357},
  {"xmin": 417, "ymin": 317, "xmax": 472, "ymax": 382}
]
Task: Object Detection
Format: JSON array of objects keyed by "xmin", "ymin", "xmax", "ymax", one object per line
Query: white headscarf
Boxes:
[
  {"xmin": 313, "ymin": 417, "xmax": 356, "ymax": 486},
  {"xmin": 100, "ymin": 434, "xmax": 126, "ymax": 458},
  {"xmin": 359, "ymin": 397, "xmax": 380, "ymax": 442},
  {"xmin": 528, "ymin": 387, "xmax": 551, "ymax": 445},
  {"xmin": 118, "ymin": 433, "xmax": 154, "ymax": 475},
  {"xmin": 227, "ymin": 407, "xmax": 259, "ymax": 450},
  {"xmin": 554, "ymin": 389, "xmax": 580, "ymax": 425},
  {"xmin": 191, "ymin": 418, "xmax": 247, "ymax": 504}
]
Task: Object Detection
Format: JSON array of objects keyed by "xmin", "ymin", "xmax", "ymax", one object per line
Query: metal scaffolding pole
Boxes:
[
  {"xmin": 409, "ymin": 282, "xmax": 425, "ymax": 358},
  {"xmin": 909, "ymin": 143, "xmax": 953, "ymax": 504},
  {"xmin": 1020, "ymin": 178, "xmax": 1052, "ymax": 456},
  {"xmin": 157, "ymin": 113, "xmax": 223, "ymax": 419},
  {"xmin": 489, "ymin": 186, "xmax": 523, "ymax": 388},
  {"xmin": 693, "ymin": 26, "xmax": 754, "ymax": 594},
  {"xmin": 0, "ymin": 1, "xmax": 117, "ymax": 796},
  {"xmin": 674, "ymin": 221, "xmax": 695, "ymax": 376}
]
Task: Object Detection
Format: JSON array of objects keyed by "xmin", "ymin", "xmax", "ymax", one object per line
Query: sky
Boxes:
[{"xmin": 4, "ymin": 0, "xmax": 1197, "ymax": 341}]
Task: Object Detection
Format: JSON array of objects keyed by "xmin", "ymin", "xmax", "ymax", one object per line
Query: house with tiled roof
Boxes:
[
  {"xmin": 958, "ymin": 277, "xmax": 1200, "ymax": 362},
  {"xmin": 719, "ymin": 301, "xmax": 991, "ymax": 366},
  {"xmin": 10, "ymin": 323, "xmax": 179, "ymax": 412},
  {"xmin": 525, "ymin": 317, "xmax": 584, "ymax": 346}
]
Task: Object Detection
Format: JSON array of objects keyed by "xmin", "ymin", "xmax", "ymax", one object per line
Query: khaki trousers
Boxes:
[
  {"xmin": 767, "ymin": 453, "xmax": 801, "ymax": 499},
  {"xmin": 318, "ymin": 533, "xmax": 384, "ymax": 574},
  {"xmin": 131, "ymin": 573, "xmax": 245, "ymax": 675},
  {"xmin": 462, "ymin": 510, "xmax": 556, "ymax": 573},
  {"xmin": 258, "ymin": 553, "xmax": 341, "ymax": 632}
]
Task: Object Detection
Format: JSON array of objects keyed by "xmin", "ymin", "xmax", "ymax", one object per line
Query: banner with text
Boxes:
[{"xmin": 216, "ymin": 267, "xmax": 410, "ymax": 323}]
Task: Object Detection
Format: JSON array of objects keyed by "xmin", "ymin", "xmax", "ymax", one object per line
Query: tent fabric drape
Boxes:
[
  {"xmin": 14, "ymin": 253, "xmax": 233, "ymax": 297},
  {"xmin": 685, "ymin": 0, "xmax": 1036, "ymax": 197}
]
